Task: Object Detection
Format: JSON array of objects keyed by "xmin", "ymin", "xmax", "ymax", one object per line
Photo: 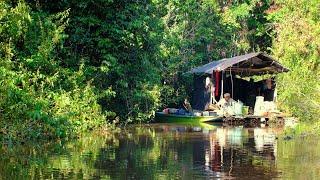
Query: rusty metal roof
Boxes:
[{"xmin": 188, "ymin": 52, "xmax": 289, "ymax": 76}]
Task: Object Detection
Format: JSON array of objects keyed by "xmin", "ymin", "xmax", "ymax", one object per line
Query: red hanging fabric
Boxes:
[{"xmin": 215, "ymin": 71, "xmax": 220, "ymax": 96}]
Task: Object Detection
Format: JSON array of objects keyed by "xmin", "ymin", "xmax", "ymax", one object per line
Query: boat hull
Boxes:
[{"xmin": 155, "ymin": 112, "xmax": 223, "ymax": 123}]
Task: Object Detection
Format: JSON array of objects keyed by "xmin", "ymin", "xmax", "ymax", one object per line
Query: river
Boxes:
[{"xmin": 1, "ymin": 122, "xmax": 320, "ymax": 179}]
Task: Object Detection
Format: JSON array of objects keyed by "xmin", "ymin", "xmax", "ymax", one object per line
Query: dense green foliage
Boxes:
[
  {"xmin": 0, "ymin": 1, "xmax": 109, "ymax": 141},
  {"xmin": 0, "ymin": 0, "xmax": 319, "ymax": 142},
  {"xmin": 270, "ymin": 0, "xmax": 320, "ymax": 122},
  {"xmin": 32, "ymin": 0, "xmax": 165, "ymax": 122}
]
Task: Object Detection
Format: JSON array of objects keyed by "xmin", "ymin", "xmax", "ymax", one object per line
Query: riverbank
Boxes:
[
  {"xmin": 0, "ymin": 123, "xmax": 118, "ymax": 145},
  {"xmin": 1, "ymin": 115, "xmax": 318, "ymax": 145},
  {"xmin": 282, "ymin": 121, "xmax": 320, "ymax": 137}
]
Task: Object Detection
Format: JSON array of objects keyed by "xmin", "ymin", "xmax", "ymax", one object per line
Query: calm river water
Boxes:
[{"xmin": 1, "ymin": 122, "xmax": 320, "ymax": 179}]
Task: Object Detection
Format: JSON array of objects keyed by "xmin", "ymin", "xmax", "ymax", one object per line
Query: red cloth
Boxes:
[{"xmin": 215, "ymin": 71, "xmax": 220, "ymax": 96}]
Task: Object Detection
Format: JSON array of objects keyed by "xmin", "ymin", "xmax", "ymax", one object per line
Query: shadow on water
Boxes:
[{"xmin": 1, "ymin": 122, "xmax": 320, "ymax": 179}]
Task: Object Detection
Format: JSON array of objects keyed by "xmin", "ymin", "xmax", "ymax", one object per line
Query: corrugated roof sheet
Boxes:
[{"xmin": 188, "ymin": 52, "xmax": 289, "ymax": 76}]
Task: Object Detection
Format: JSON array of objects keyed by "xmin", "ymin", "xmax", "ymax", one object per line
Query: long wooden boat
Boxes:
[
  {"xmin": 152, "ymin": 122, "xmax": 221, "ymax": 131},
  {"xmin": 155, "ymin": 112, "xmax": 223, "ymax": 123}
]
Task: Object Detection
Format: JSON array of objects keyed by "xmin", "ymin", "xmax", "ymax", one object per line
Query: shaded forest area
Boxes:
[{"xmin": 0, "ymin": 0, "xmax": 319, "ymax": 142}]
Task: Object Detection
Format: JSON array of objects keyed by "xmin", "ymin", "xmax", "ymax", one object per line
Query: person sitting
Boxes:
[
  {"xmin": 217, "ymin": 93, "xmax": 235, "ymax": 109},
  {"xmin": 183, "ymin": 98, "xmax": 193, "ymax": 113},
  {"xmin": 261, "ymin": 78, "xmax": 275, "ymax": 101}
]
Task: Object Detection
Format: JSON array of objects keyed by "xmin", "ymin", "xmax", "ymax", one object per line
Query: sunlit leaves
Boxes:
[{"xmin": 271, "ymin": 0, "xmax": 320, "ymax": 121}]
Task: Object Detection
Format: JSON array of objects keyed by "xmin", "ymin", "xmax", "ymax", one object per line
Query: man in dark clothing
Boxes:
[{"xmin": 262, "ymin": 78, "xmax": 275, "ymax": 101}]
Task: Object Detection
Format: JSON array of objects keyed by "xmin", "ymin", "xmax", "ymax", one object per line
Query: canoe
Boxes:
[
  {"xmin": 152, "ymin": 122, "xmax": 221, "ymax": 131},
  {"xmin": 155, "ymin": 112, "xmax": 223, "ymax": 123}
]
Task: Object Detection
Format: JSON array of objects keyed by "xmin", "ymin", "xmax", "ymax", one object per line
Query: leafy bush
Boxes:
[
  {"xmin": 0, "ymin": 1, "xmax": 110, "ymax": 142},
  {"xmin": 270, "ymin": 0, "xmax": 320, "ymax": 121}
]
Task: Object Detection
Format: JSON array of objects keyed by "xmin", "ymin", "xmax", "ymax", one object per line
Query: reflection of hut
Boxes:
[
  {"xmin": 205, "ymin": 127, "xmax": 279, "ymax": 178},
  {"xmin": 188, "ymin": 52, "xmax": 289, "ymax": 111},
  {"xmin": 254, "ymin": 128, "xmax": 277, "ymax": 152}
]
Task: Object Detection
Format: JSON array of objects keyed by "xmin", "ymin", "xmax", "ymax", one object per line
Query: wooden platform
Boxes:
[{"xmin": 223, "ymin": 113, "xmax": 286, "ymax": 124}]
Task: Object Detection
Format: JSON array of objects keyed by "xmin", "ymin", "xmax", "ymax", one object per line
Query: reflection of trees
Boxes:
[
  {"xmin": 0, "ymin": 124, "xmax": 284, "ymax": 179},
  {"xmin": 276, "ymin": 137, "xmax": 320, "ymax": 179},
  {"xmin": 93, "ymin": 126, "xmax": 196, "ymax": 179},
  {"xmin": 92, "ymin": 125, "xmax": 280, "ymax": 179},
  {"xmin": 0, "ymin": 133, "xmax": 110, "ymax": 179}
]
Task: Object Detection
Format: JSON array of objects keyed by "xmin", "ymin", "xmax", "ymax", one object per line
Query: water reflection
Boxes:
[{"xmin": 1, "ymin": 122, "xmax": 319, "ymax": 179}]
